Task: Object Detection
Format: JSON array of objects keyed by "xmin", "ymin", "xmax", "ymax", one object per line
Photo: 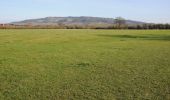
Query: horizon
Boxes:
[
  {"xmin": 1, "ymin": 16, "xmax": 169, "ymax": 24},
  {"xmin": 2, "ymin": 16, "xmax": 146, "ymax": 24},
  {"xmin": 0, "ymin": 0, "xmax": 170, "ymax": 23}
]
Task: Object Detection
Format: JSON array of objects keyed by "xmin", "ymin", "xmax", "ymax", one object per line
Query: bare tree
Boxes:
[{"xmin": 114, "ymin": 17, "xmax": 126, "ymax": 29}]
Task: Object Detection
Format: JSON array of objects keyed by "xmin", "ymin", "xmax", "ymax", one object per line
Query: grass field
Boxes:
[{"xmin": 0, "ymin": 29, "xmax": 170, "ymax": 100}]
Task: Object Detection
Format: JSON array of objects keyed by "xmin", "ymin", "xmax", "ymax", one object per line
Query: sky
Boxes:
[{"xmin": 0, "ymin": 0, "xmax": 170, "ymax": 23}]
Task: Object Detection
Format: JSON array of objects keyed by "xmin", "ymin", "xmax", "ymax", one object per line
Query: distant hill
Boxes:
[{"xmin": 11, "ymin": 16, "xmax": 146, "ymax": 25}]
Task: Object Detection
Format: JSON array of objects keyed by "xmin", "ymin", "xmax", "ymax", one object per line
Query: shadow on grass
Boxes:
[{"xmin": 97, "ymin": 34, "xmax": 170, "ymax": 41}]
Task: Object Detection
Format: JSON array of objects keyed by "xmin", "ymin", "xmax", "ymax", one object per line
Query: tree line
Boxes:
[
  {"xmin": 113, "ymin": 17, "xmax": 170, "ymax": 29},
  {"xmin": 0, "ymin": 17, "xmax": 170, "ymax": 29}
]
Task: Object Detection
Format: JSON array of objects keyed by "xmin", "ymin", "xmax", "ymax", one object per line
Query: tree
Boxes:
[
  {"xmin": 137, "ymin": 25, "xmax": 142, "ymax": 29},
  {"xmin": 142, "ymin": 24, "xmax": 149, "ymax": 29},
  {"xmin": 114, "ymin": 17, "xmax": 126, "ymax": 29},
  {"xmin": 165, "ymin": 24, "xmax": 170, "ymax": 29}
]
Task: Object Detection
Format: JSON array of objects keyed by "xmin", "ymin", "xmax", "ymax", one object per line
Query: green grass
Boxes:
[{"xmin": 0, "ymin": 29, "xmax": 170, "ymax": 100}]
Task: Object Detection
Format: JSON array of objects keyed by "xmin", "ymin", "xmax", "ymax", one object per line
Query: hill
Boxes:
[{"xmin": 11, "ymin": 16, "xmax": 145, "ymax": 25}]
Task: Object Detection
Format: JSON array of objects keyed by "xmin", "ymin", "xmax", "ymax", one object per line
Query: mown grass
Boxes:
[{"xmin": 0, "ymin": 29, "xmax": 170, "ymax": 100}]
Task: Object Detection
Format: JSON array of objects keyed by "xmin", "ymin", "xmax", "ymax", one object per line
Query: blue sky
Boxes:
[{"xmin": 0, "ymin": 0, "xmax": 170, "ymax": 23}]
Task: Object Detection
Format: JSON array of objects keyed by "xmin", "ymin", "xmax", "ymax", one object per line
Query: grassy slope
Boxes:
[{"xmin": 0, "ymin": 29, "xmax": 170, "ymax": 100}]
